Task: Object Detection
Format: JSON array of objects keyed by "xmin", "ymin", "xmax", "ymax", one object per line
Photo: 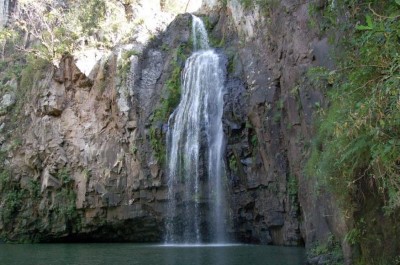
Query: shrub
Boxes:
[{"xmin": 307, "ymin": 0, "xmax": 400, "ymax": 213}]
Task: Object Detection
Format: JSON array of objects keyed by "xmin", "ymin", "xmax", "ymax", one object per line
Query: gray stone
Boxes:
[
  {"xmin": 41, "ymin": 169, "xmax": 62, "ymax": 191},
  {"xmin": 0, "ymin": 93, "xmax": 15, "ymax": 109},
  {"xmin": 127, "ymin": 120, "xmax": 137, "ymax": 129},
  {"xmin": 39, "ymin": 82, "xmax": 65, "ymax": 116}
]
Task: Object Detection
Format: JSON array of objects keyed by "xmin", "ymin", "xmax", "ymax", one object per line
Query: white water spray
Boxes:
[
  {"xmin": 165, "ymin": 15, "xmax": 226, "ymax": 244},
  {"xmin": 0, "ymin": 0, "xmax": 9, "ymax": 28}
]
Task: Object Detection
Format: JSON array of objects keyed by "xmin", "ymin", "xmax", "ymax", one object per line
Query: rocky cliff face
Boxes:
[
  {"xmin": 1, "ymin": 0, "xmax": 349, "ymax": 261},
  {"xmin": 213, "ymin": 0, "xmax": 348, "ymax": 251},
  {"xmin": 0, "ymin": 6, "xmax": 192, "ymax": 242}
]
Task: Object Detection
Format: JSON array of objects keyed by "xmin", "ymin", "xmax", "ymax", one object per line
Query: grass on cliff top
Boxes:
[{"xmin": 306, "ymin": 0, "xmax": 400, "ymax": 264}]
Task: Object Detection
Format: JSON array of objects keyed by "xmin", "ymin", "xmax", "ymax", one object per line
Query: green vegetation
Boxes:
[
  {"xmin": 152, "ymin": 62, "xmax": 182, "ymax": 123},
  {"xmin": 0, "ymin": 163, "xmax": 79, "ymax": 241},
  {"xmin": 309, "ymin": 234, "xmax": 344, "ymax": 265},
  {"xmin": 209, "ymin": 33, "xmax": 225, "ymax": 48},
  {"xmin": 307, "ymin": 1, "xmax": 400, "ymax": 263},
  {"xmin": 149, "ymin": 42, "xmax": 192, "ymax": 164},
  {"xmin": 52, "ymin": 168, "xmax": 79, "ymax": 223},
  {"xmin": 201, "ymin": 15, "xmax": 225, "ymax": 48},
  {"xmin": 250, "ymin": 133, "xmax": 258, "ymax": 147},
  {"xmin": 240, "ymin": 0, "xmax": 255, "ymax": 9},
  {"xmin": 287, "ymin": 174, "xmax": 299, "ymax": 213},
  {"xmin": 149, "ymin": 126, "xmax": 166, "ymax": 164},
  {"xmin": 149, "ymin": 60, "xmax": 181, "ymax": 163},
  {"xmin": 2, "ymin": 0, "xmax": 137, "ymax": 66},
  {"xmin": 307, "ymin": 0, "xmax": 400, "ymax": 213},
  {"xmin": 0, "ymin": 151, "xmax": 23, "ymax": 226},
  {"xmin": 117, "ymin": 49, "xmax": 140, "ymax": 83},
  {"xmin": 11, "ymin": 57, "xmax": 49, "ymax": 124},
  {"xmin": 202, "ymin": 16, "xmax": 215, "ymax": 33},
  {"xmin": 2, "ymin": 188, "xmax": 26, "ymax": 223},
  {"xmin": 0, "ymin": 28, "xmax": 17, "ymax": 57},
  {"xmin": 152, "ymin": 43, "xmax": 191, "ymax": 123},
  {"xmin": 272, "ymin": 111, "xmax": 281, "ymax": 123},
  {"xmin": 0, "ymin": 169, "xmax": 28, "ymax": 225},
  {"xmin": 344, "ymin": 218, "xmax": 366, "ymax": 246},
  {"xmin": 228, "ymin": 154, "xmax": 238, "ymax": 172},
  {"xmin": 0, "ymin": 169, "xmax": 10, "ymax": 192},
  {"xmin": 130, "ymin": 144, "xmax": 138, "ymax": 156},
  {"xmin": 54, "ymin": 187, "xmax": 77, "ymax": 219},
  {"xmin": 57, "ymin": 168, "xmax": 72, "ymax": 186},
  {"xmin": 227, "ymin": 55, "xmax": 236, "ymax": 74},
  {"xmin": 28, "ymin": 179, "xmax": 41, "ymax": 199},
  {"xmin": 239, "ymin": 0, "xmax": 279, "ymax": 16}
]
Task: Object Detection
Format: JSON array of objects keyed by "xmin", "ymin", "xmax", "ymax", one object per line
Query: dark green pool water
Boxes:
[{"xmin": 0, "ymin": 243, "xmax": 305, "ymax": 265}]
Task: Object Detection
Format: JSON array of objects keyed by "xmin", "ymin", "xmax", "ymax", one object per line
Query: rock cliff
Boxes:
[
  {"xmin": 0, "ymin": 2, "xmax": 193, "ymax": 242},
  {"xmin": 213, "ymin": 1, "xmax": 351, "ymax": 261},
  {"xmin": 0, "ymin": 0, "xmax": 349, "ymax": 262},
  {"xmin": 212, "ymin": 0, "xmax": 350, "ymax": 260}
]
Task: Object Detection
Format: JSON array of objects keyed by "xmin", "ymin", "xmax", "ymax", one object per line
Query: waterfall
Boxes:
[
  {"xmin": 0, "ymin": 0, "xmax": 8, "ymax": 28},
  {"xmin": 165, "ymin": 15, "xmax": 227, "ymax": 244}
]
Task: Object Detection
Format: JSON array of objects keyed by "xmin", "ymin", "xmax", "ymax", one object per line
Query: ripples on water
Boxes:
[{"xmin": 0, "ymin": 244, "xmax": 305, "ymax": 265}]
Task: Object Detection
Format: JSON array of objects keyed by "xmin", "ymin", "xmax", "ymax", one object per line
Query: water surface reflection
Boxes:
[{"xmin": 0, "ymin": 243, "xmax": 305, "ymax": 265}]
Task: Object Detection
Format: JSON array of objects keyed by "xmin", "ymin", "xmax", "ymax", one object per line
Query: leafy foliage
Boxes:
[
  {"xmin": 149, "ymin": 60, "xmax": 182, "ymax": 164},
  {"xmin": 309, "ymin": 234, "xmax": 344, "ymax": 265},
  {"xmin": 149, "ymin": 43, "xmax": 191, "ymax": 164},
  {"xmin": 307, "ymin": 0, "xmax": 400, "ymax": 213},
  {"xmin": 54, "ymin": 187, "xmax": 77, "ymax": 219},
  {"xmin": 307, "ymin": 1, "xmax": 400, "ymax": 263},
  {"xmin": 8, "ymin": 0, "xmax": 136, "ymax": 65},
  {"xmin": 117, "ymin": 49, "xmax": 140, "ymax": 82},
  {"xmin": 152, "ymin": 61, "xmax": 182, "ymax": 123},
  {"xmin": 2, "ymin": 188, "xmax": 26, "ymax": 222},
  {"xmin": 239, "ymin": 0, "xmax": 279, "ymax": 15},
  {"xmin": 57, "ymin": 168, "xmax": 72, "ymax": 186},
  {"xmin": 0, "ymin": 169, "xmax": 10, "ymax": 192}
]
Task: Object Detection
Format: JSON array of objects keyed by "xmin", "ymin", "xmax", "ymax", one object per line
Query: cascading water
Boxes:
[
  {"xmin": 0, "ymin": 0, "xmax": 9, "ymax": 28},
  {"xmin": 165, "ymin": 15, "xmax": 227, "ymax": 244}
]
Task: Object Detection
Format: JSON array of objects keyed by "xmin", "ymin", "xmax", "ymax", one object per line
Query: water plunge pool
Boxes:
[{"xmin": 0, "ymin": 243, "xmax": 305, "ymax": 265}]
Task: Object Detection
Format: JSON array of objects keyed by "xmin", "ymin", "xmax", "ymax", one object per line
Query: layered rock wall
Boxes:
[
  {"xmin": 211, "ymin": 0, "xmax": 348, "ymax": 253},
  {"xmin": 0, "ymin": 11, "xmax": 192, "ymax": 242},
  {"xmin": 0, "ymin": 1, "xmax": 349, "ymax": 261}
]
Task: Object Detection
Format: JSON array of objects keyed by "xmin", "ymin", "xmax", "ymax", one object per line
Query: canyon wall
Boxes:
[
  {"xmin": 215, "ymin": 0, "xmax": 349, "ymax": 247},
  {"xmin": 0, "ymin": 0, "xmax": 350, "ymax": 262}
]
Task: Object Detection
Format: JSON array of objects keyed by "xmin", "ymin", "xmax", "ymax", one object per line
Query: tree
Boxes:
[
  {"xmin": 0, "ymin": 28, "xmax": 17, "ymax": 59},
  {"xmin": 10, "ymin": 0, "xmax": 78, "ymax": 65},
  {"xmin": 9, "ymin": 0, "xmax": 136, "ymax": 66}
]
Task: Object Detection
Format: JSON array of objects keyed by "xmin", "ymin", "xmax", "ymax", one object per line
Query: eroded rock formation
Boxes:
[{"xmin": 0, "ymin": 1, "xmax": 349, "ymax": 263}]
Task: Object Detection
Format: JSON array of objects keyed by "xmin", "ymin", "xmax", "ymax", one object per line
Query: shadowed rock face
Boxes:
[
  {"xmin": 214, "ymin": 0, "xmax": 349, "ymax": 258},
  {"xmin": 0, "ymin": 13, "xmax": 193, "ymax": 243},
  {"xmin": 0, "ymin": 2, "xmax": 347, "ymax": 259}
]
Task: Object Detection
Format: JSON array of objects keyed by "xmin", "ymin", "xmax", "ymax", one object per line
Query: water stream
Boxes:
[
  {"xmin": 165, "ymin": 15, "xmax": 227, "ymax": 244},
  {"xmin": 0, "ymin": 0, "xmax": 9, "ymax": 27}
]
